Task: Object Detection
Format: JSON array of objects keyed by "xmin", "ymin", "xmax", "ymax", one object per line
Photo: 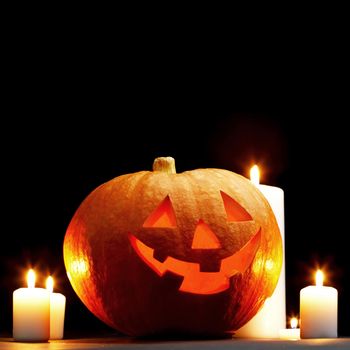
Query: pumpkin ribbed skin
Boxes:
[{"xmin": 64, "ymin": 159, "xmax": 282, "ymax": 336}]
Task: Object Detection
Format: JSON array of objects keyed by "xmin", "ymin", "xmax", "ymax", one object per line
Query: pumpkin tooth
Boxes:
[
  {"xmin": 199, "ymin": 260, "xmax": 221, "ymax": 272},
  {"xmin": 153, "ymin": 250, "xmax": 168, "ymax": 263}
]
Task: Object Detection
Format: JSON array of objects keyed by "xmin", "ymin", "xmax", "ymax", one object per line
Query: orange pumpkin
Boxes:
[{"xmin": 64, "ymin": 157, "xmax": 282, "ymax": 336}]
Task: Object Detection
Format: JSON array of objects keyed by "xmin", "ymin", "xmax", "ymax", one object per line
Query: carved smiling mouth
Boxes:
[{"xmin": 129, "ymin": 228, "xmax": 261, "ymax": 295}]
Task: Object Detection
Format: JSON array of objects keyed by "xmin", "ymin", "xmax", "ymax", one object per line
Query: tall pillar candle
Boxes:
[{"xmin": 236, "ymin": 165, "xmax": 286, "ymax": 338}]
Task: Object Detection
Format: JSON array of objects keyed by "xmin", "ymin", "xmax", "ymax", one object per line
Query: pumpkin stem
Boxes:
[{"xmin": 153, "ymin": 157, "xmax": 176, "ymax": 174}]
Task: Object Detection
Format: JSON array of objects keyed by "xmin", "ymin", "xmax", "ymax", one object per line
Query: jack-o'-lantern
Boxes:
[{"xmin": 64, "ymin": 157, "xmax": 282, "ymax": 336}]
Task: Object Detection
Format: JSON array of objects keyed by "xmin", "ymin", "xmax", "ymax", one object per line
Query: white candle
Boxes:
[
  {"xmin": 236, "ymin": 165, "xmax": 286, "ymax": 338},
  {"xmin": 300, "ymin": 270, "xmax": 337, "ymax": 338},
  {"xmin": 13, "ymin": 269, "xmax": 50, "ymax": 342},
  {"xmin": 46, "ymin": 276, "xmax": 66, "ymax": 340},
  {"xmin": 279, "ymin": 317, "xmax": 300, "ymax": 340}
]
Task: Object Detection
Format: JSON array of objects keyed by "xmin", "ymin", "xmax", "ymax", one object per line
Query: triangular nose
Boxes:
[{"xmin": 192, "ymin": 220, "xmax": 222, "ymax": 249}]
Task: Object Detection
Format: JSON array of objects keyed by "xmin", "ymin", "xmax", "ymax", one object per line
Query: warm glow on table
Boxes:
[
  {"xmin": 13, "ymin": 269, "xmax": 50, "ymax": 342},
  {"xmin": 300, "ymin": 269, "xmax": 337, "ymax": 338},
  {"xmin": 46, "ymin": 276, "xmax": 66, "ymax": 340},
  {"xmin": 236, "ymin": 165, "xmax": 286, "ymax": 338}
]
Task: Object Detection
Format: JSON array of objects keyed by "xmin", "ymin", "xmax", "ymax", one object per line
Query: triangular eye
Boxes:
[
  {"xmin": 143, "ymin": 195, "xmax": 177, "ymax": 228},
  {"xmin": 220, "ymin": 191, "xmax": 253, "ymax": 222}
]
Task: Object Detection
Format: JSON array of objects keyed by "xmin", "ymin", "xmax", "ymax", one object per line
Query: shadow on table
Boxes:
[{"xmin": 62, "ymin": 330, "xmax": 233, "ymax": 344}]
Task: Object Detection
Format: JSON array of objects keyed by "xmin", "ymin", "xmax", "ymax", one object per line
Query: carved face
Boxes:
[
  {"xmin": 64, "ymin": 158, "xmax": 282, "ymax": 336},
  {"xmin": 129, "ymin": 192, "xmax": 261, "ymax": 295}
]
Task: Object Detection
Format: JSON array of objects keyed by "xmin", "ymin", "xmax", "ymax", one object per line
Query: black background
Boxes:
[{"xmin": 0, "ymin": 108, "xmax": 349, "ymax": 337}]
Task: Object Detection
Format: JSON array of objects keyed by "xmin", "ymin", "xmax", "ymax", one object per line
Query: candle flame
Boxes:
[
  {"xmin": 27, "ymin": 269, "xmax": 35, "ymax": 288},
  {"xmin": 250, "ymin": 165, "xmax": 260, "ymax": 185},
  {"xmin": 46, "ymin": 276, "xmax": 54, "ymax": 293},
  {"xmin": 316, "ymin": 269, "xmax": 323, "ymax": 287},
  {"xmin": 290, "ymin": 318, "xmax": 298, "ymax": 329}
]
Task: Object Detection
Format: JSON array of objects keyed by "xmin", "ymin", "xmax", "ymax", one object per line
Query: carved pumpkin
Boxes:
[{"xmin": 64, "ymin": 157, "xmax": 282, "ymax": 336}]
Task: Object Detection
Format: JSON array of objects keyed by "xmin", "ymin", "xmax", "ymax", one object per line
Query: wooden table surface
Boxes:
[{"xmin": 0, "ymin": 337, "xmax": 349, "ymax": 350}]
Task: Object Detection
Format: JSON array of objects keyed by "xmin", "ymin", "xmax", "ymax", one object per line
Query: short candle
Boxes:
[
  {"xmin": 279, "ymin": 317, "xmax": 300, "ymax": 340},
  {"xmin": 300, "ymin": 270, "xmax": 337, "ymax": 338},
  {"xmin": 46, "ymin": 276, "xmax": 66, "ymax": 340},
  {"xmin": 13, "ymin": 269, "xmax": 50, "ymax": 342}
]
